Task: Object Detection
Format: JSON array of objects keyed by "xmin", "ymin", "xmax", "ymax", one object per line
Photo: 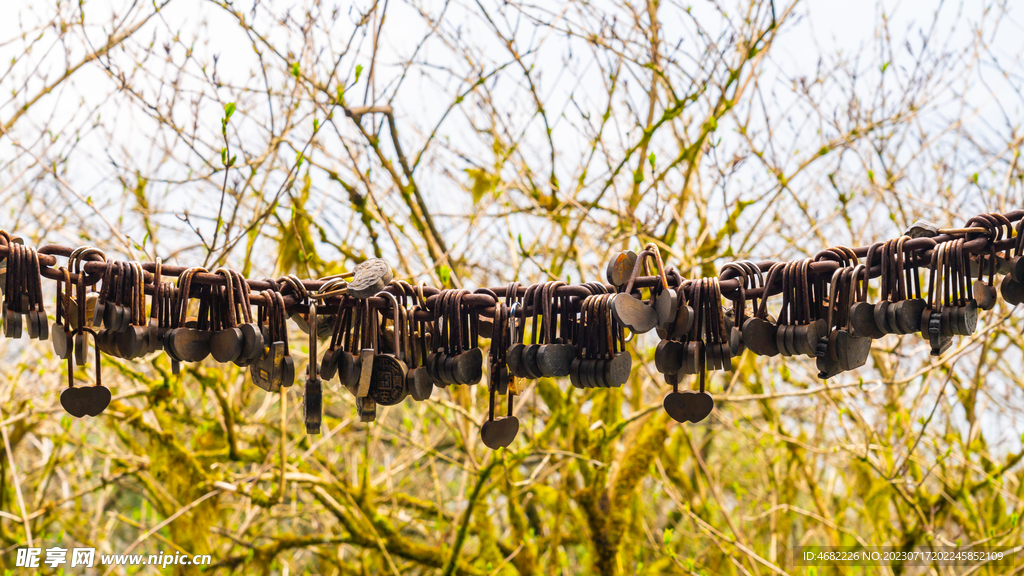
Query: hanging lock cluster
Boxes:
[
  {"xmin": 0, "ymin": 210, "xmax": 1021, "ymax": 450},
  {"xmin": 645, "ymin": 213, "xmax": 1020, "ymax": 425}
]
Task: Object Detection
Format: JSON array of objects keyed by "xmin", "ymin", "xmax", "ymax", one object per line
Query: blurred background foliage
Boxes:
[{"xmin": 0, "ymin": 0, "xmax": 1022, "ymax": 574}]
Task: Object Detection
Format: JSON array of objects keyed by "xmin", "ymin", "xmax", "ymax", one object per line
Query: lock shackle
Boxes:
[
  {"xmin": 840, "ymin": 267, "xmax": 856, "ymax": 331},
  {"xmin": 754, "ymin": 262, "xmax": 784, "ymax": 321},
  {"xmin": 214, "ymin": 268, "xmax": 238, "ymax": 328},
  {"xmin": 97, "ymin": 260, "xmax": 117, "ymax": 308},
  {"xmin": 815, "ymin": 246, "xmax": 852, "ymax": 268},
  {"xmin": 740, "ymin": 261, "xmax": 763, "ymax": 313},
  {"xmin": 114, "ymin": 261, "xmax": 126, "ymax": 315},
  {"xmin": 622, "ymin": 247, "xmax": 669, "ymax": 295},
  {"xmin": 785, "ymin": 261, "xmax": 798, "ymax": 325},
  {"xmin": 864, "ymin": 241, "xmax": 883, "ymax": 278},
  {"xmin": 894, "ymin": 237, "xmax": 908, "ymax": 301},
  {"xmin": 399, "ymin": 280, "xmax": 419, "ymax": 306},
  {"xmin": 29, "ymin": 250, "xmax": 44, "ymax": 318},
  {"xmin": 721, "ymin": 262, "xmax": 748, "ymax": 288},
  {"xmin": 376, "ymin": 290, "xmax": 404, "ymax": 363},
  {"xmin": 989, "ymin": 212, "xmax": 1013, "ymax": 240},
  {"xmin": 130, "ymin": 261, "xmax": 144, "ymax": 325},
  {"xmin": 906, "ymin": 238, "xmax": 923, "ymax": 300},
  {"xmin": 721, "ymin": 262, "xmax": 749, "ymax": 325},
  {"xmin": 175, "ymin": 267, "xmax": 208, "ymax": 326},
  {"xmin": 836, "ymin": 246, "xmax": 854, "ymax": 267},
  {"xmin": 948, "ymin": 240, "xmax": 960, "ymax": 305},
  {"xmin": 643, "ymin": 243, "xmax": 672, "ymax": 289},
  {"xmin": 797, "ymin": 258, "xmax": 812, "ymax": 325},
  {"xmin": 521, "ymin": 284, "xmax": 538, "ymax": 344},
  {"xmin": 443, "ymin": 289, "xmax": 457, "ymax": 355},
  {"xmin": 928, "ymin": 241, "xmax": 945, "ymax": 308},
  {"xmin": 543, "ymin": 281, "xmax": 565, "ymax": 344},
  {"xmin": 10, "ymin": 244, "xmax": 23, "ymax": 311},
  {"xmin": 926, "ymin": 241, "xmax": 939, "ymax": 308},
  {"xmin": 584, "ymin": 295, "xmax": 599, "ymax": 357},
  {"xmin": 892, "ymin": 235, "xmax": 909, "ymax": 301},
  {"xmin": 704, "ymin": 277, "xmax": 725, "ymax": 344},
  {"xmin": 745, "ymin": 261, "xmax": 764, "ymax": 289},
  {"xmin": 56, "ymin": 266, "xmax": 71, "ymax": 322},
  {"xmin": 954, "ymin": 239, "xmax": 966, "ymax": 303},
  {"xmin": 967, "ymin": 214, "xmax": 1002, "ymax": 286},
  {"xmin": 945, "ymin": 240, "xmax": 957, "ymax": 306},
  {"xmin": 699, "ymin": 278, "xmax": 711, "ymax": 346},
  {"xmin": 315, "ymin": 277, "xmax": 348, "ymax": 300},
  {"xmin": 697, "ymin": 278, "xmax": 710, "ymax": 345},
  {"xmin": 956, "ymin": 239, "xmax": 972, "ymax": 304},
  {"xmin": 69, "ymin": 246, "xmax": 106, "ymax": 276},
  {"xmin": 230, "ymin": 270, "xmax": 255, "ymax": 324},
  {"xmin": 834, "ymin": 246, "xmax": 859, "ymax": 267},
  {"xmin": 778, "ymin": 261, "xmax": 792, "ymax": 326},
  {"xmin": 713, "ymin": 277, "xmax": 727, "ymax": 343},
  {"xmin": 456, "ymin": 289, "xmax": 471, "ymax": 353},
  {"xmin": 696, "ymin": 278, "xmax": 709, "ymax": 344},
  {"xmin": 274, "ymin": 291, "xmax": 290, "ymax": 351},
  {"xmin": 432, "ymin": 289, "xmax": 448, "ymax": 353},
  {"xmin": 591, "ymin": 292, "xmax": 605, "ymax": 359},
  {"xmin": 687, "ymin": 276, "xmax": 702, "ymax": 342},
  {"xmin": 281, "ymin": 274, "xmax": 309, "ymax": 306},
  {"xmin": 938, "ymin": 241, "xmax": 951, "ymax": 307},
  {"xmin": 410, "ymin": 302, "xmax": 428, "ymax": 365},
  {"xmin": 260, "ymin": 285, "xmax": 276, "ymax": 341},
  {"xmin": 23, "ymin": 245, "xmax": 37, "ymax": 313},
  {"xmin": 965, "ymin": 214, "xmax": 1000, "ymax": 243},
  {"xmin": 851, "ymin": 263, "xmax": 869, "ymax": 305},
  {"xmin": 503, "ymin": 281, "xmax": 520, "ymax": 333},
  {"xmin": 984, "ymin": 213, "xmax": 1013, "ymax": 250},
  {"xmin": 509, "ymin": 301, "xmax": 521, "ymax": 349},
  {"xmin": 535, "ymin": 282, "xmax": 550, "ymax": 345},
  {"xmin": 415, "ymin": 281, "xmax": 429, "ymax": 308},
  {"xmin": 825, "ymin": 266, "xmax": 846, "ymax": 331},
  {"xmin": 879, "ymin": 239, "xmax": 892, "ymax": 302},
  {"xmin": 448, "ymin": 289, "xmax": 461, "ymax": 353},
  {"xmin": 308, "ymin": 301, "xmax": 319, "ymax": 379},
  {"xmin": 601, "ymin": 292, "xmax": 616, "ymax": 360},
  {"xmin": 4, "ymin": 243, "xmax": 18, "ymax": 310},
  {"xmin": 172, "ymin": 267, "xmax": 192, "ymax": 329},
  {"xmin": 126, "ymin": 262, "xmax": 140, "ymax": 320}
]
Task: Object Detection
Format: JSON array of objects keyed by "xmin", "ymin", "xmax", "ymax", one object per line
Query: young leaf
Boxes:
[{"xmin": 224, "ymin": 102, "xmax": 235, "ymax": 121}]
